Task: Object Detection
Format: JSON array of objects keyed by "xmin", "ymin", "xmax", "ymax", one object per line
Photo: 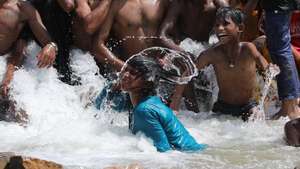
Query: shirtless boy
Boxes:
[
  {"xmin": 171, "ymin": 7, "xmax": 273, "ymax": 121},
  {"xmin": 94, "ymin": 0, "xmax": 169, "ymax": 72},
  {"xmin": 159, "ymin": 0, "xmax": 228, "ymax": 112},
  {"xmin": 160, "ymin": 0, "xmax": 228, "ymax": 51}
]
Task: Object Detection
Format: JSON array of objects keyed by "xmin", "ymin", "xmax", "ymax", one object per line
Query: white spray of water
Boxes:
[{"xmin": 0, "ymin": 41, "xmax": 298, "ymax": 169}]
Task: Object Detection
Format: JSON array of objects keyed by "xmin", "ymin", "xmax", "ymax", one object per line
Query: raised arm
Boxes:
[
  {"xmin": 19, "ymin": 1, "xmax": 57, "ymax": 68},
  {"xmin": 159, "ymin": 0, "xmax": 182, "ymax": 51},
  {"xmin": 1, "ymin": 39, "xmax": 26, "ymax": 97},
  {"xmin": 92, "ymin": 2, "xmax": 124, "ymax": 72}
]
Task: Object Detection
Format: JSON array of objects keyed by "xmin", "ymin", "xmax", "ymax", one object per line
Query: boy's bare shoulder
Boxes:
[
  {"xmin": 205, "ymin": 42, "xmax": 223, "ymax": 55},
  {"xmin": 240, "ymin": 42, "xmax": 259, "ymax": 55},
  {"xmin": 240, "ymin": 42, "xmax": 257, "ymax": 51}
]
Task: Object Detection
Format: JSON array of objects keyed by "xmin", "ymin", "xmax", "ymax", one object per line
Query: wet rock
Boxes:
[
  {"xmin": 0, "ymin": 152, "xmax": 14, "ymax": 169},
  {"xmin": 104, "ymin": 163, "xmax": 143, "ymax": 169},
  {"xmin": 0, "ymin": 154, "xmax": 62, "ymax": 169}
]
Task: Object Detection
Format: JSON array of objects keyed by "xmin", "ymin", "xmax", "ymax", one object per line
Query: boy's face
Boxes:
[{"xmin": 214, "ymin": 17, "xmax": 241, "ymax": 43}]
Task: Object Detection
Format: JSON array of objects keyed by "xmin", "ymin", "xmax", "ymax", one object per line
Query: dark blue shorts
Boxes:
[{"xmin": 265, "ymin": 11, "xmax": 300, "ymax": 100}]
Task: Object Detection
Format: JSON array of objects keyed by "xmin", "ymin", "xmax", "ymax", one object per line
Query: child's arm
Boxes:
[
  {"xmin": 170, "ymin": 50, "xmax": 212, "ymax": 110},
  {"xmin": 92, "ymin": 1, "xmax": 124, "ymax": 72},
  {"xmin": 159, "ymin": 0, "xmax": 183, "ymax": 52},
  {"xmin": 247, "ymin": 42, "xmax": 269, "ymax": 71},
  {"xmin": 1, "ymin": 39, "xmax": 26, "ymax": 97}
]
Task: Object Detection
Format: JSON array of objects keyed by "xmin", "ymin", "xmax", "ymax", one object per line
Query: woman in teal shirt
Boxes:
[{"xmin": 119, "ymin": 55, "xmax": 206, "ymax": 152}]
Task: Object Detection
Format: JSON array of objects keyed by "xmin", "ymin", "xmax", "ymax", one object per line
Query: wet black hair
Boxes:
[
  {"xmin": 216, "ymin": 7, "xmax": 245, "ymax": 25},
  {"xmin": 125, "ymin": 55, "xmax": 178, "ymax": 95}
]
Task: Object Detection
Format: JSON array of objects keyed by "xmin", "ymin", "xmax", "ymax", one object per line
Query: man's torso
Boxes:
[
  {"xmin": 112, "ymin": 0, "xmax": 168, "ymax": 58},
  {"xmin": 0, "ymin": 0, "xmax": 25, "ymax": 54}
]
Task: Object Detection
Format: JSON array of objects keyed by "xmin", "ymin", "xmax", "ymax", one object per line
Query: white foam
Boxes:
[{"xmin": 0, "ymin": 42, "xmax": 297, "ymax": 169}]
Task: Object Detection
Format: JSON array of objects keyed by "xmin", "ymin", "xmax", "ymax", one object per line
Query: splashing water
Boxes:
[
  {"xmin": 0, "ymin": 41, "xmax": 298, "ymax": 169},
  {"xmin": 120, "ymin": 46, "xmax": 199, "ymax": 85},
  {"xmin": 249, "ymin": 65, "xmax": 281, "ymax": 121},
  {"xmin": 259, "ymin": 66, "xmax": 280, "ymax": 111}
]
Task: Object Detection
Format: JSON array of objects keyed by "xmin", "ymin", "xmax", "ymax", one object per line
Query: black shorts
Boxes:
[{"xmin": 212, "ymin": 99, "xmax": 258, "ymax": 121}]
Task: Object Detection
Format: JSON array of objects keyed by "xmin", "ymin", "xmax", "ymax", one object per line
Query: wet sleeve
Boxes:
[
  {"xmin": 153, "ymin": 105, "xmax": 207, "ymax": 152},
  {"xmin": 132, "ymin": 105, "xmax": 172, "ymax": 152}
]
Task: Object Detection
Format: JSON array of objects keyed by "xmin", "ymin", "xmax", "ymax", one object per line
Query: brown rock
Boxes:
[
  {"xmin": 103, "ymin": 163, "xmax": 143, "ymax": 169},
  {"xmin": 3, "ymin": 156, "xmax": 62, "ymax": 169},
  {"xmin": 0, "ymin": 152, "xmax": 15, "ymax": 169}
]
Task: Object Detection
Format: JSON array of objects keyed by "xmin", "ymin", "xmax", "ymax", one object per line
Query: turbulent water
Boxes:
[{"xmin": 0, "ymin": 41, "xmax": 299, "ymax": 169}]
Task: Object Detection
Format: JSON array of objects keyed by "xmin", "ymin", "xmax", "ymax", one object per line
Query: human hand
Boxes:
[
  {"xmin": 37, "ymin": 44, "xmax": 57, "ymax": 68},
  {"xmin": 248, "ymin": 106, "xmax": 265, "ymax": 121}
]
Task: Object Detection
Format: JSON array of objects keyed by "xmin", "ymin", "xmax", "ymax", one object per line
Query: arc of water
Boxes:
[
  {"xmin": 119, "ymin": 46, "xmax": 199, "ymax": 85},
  {"xmin": 249, "ymin": 65, "xmax": 280, "ymax": 121}
]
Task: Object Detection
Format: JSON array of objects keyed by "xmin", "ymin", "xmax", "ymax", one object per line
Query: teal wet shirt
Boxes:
[{"xmin": 131, "ymin": 96, "xmax": 207, "ymax": 152}]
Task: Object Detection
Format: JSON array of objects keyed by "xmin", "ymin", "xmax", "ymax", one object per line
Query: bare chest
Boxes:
[
  {"xmin": 214, "ymin": 55, "xmax": 257, "ymax": 81},
  {"xmin": 0, "ymin": 6, "xmax": 23, "ymax": 33},
  {"xmin": 116, "ymin": 0, "xmax": 165, "ymax": 27}
]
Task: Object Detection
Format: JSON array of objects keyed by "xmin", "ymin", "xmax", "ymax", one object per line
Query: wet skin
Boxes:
[
  {"xmin": 72, "ymin": 0, "xmax": 111, "ymax": 51},
  {"xmin": 0, "ymin": 0, "xmax": 56, "ymax": 64},
  {"xmin": 0, "ymin": 0, "xmax": 56, "ymax": 96},
  {"xmin": 171, "ymin": 17, "xmax": 269, "ymax": 111},
  {"xmin": 160, "ymin": 0, "xmax": 228, "ymax": 51},
  {"xmin": 94, "ymin": 0, "xmax": 169, "ymax": 71}
]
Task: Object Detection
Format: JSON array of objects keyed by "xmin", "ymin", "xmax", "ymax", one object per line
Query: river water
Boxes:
[{"xmin": 0, "ymin": 41, "xmax": 299, "ymax": 169}]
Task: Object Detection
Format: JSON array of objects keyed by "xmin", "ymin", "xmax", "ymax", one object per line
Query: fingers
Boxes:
[
  {"xmin": 37, "ymin": 46, "xmax": 56, "ymax": 68},
  {"xmin": 37, "ymin": 51, "xmax": 49, "ymax": 68}
]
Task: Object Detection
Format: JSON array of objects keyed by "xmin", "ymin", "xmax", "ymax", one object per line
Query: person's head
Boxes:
[
  {"xmin": 214, "ymin": 7, "xmax": 245, "ymax": 42},
  {"xmin": 284, "ymin": 118, "xmax": 300, "ymax": 147},
  {"xmin": 119, "ymin": 56, "xmax": 162, "ymax": 95}
]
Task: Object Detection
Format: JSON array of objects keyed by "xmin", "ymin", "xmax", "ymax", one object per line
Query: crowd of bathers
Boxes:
[{"xmin": 0, "ymin": 0, "xmax": 299, "ymax": 151}]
